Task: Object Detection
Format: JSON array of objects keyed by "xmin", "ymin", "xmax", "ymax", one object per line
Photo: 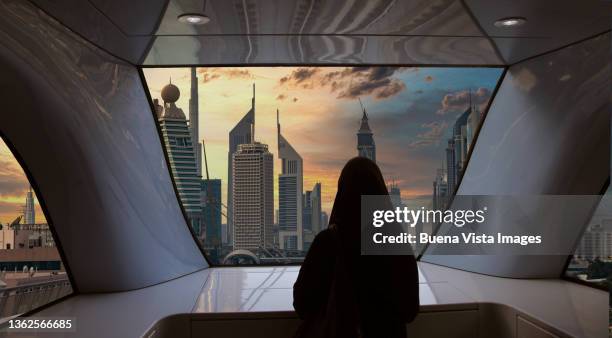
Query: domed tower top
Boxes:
[
  {"xmin": 161, "ymin": 80, "xmax": 180, "ymax": 103},
  {"xmin": 159, "ymin": 79, "xmax": 186, "ymax": 120}
]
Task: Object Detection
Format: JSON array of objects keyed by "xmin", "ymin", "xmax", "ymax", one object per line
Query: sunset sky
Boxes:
[{"xmin": 144, "ymin": 66, "xmax": 503, "ymax": 218}]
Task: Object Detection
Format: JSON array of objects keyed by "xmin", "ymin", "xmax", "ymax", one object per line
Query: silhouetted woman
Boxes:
[{"xmin": 294, "ymin": 157, "xmax": 419, "ymax": 338}]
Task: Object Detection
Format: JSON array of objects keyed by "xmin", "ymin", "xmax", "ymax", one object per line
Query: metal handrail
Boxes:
[{"xmin": 0, "ymin": 276, "xmax": 71, "ymax": 318}]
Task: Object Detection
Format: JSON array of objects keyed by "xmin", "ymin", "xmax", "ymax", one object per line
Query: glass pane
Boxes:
[
  {"xmin": 0, "ymin": 138, "xmax": 72, "ymax": 317},
  {"xmin": 143, "ymin": 66, "xmax": 503, "ymax": 265}
]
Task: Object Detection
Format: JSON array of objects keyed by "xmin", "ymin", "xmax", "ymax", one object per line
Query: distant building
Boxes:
[
  {"xmin": 446, "ymin": 110, "xmax": 470, "ymax": 194},
  {"xmin": 189, "ymin": 67, "xmax": 202, "ymax": 177},
  {"xmin": 232, "ymin": 142, "xmax": 274, "ymax": 250},
  {"xmin": 302, "ymin": 183, "xmax": 322, "ymax": 250},
  {"xmin": 302, "ymin": 191, "xmax": 313, "ymax": 250},
  {"xmin": 432, "ymin": 168, "xmax": 449, "ymax": 211},
  {"xmin": 277, "ymin": 110, "xmax": 303, "ymax": 251},
  {"xmin": 439, "ymin": 92, "xmax": 482, "ymax": 207},
  {"xmin": 576, "ymin": 223, "xmax": 612, "ymax": 260},
  {"xmin": 302, "ymin": 191, "xmax": 312, "ymax": 232},
  {"xmin": 454, "ymin": 109, "xmax": 470, "ymax": 178},
  {"xmin": 357, "ymin": 104, "xmax": 376, "ymax": 162},
  {"xmin": 0, "ymin": 225, "xmax": 15, "ymax": 250},
  {"xmin": 24, "ymin": 186, "xmax": 35, "ymax": 225},
  {"xmin": 321, "ymin": 211, "xmax": 329, "ymax": 229},
  {"xmin": 156, "ymin": 81, "xmax": 202, "ymax": 235},
  {"xmin": 227, "ymin": 84, "xmax": 256, "ymax": 246},
  {"xmin": 310, "ymin": 183, "xmax": 322, "ymax": 234},
  {"xmin": 0, "ymin": 223, "xmax": 55, "ymax": 250},
  {"xmin": 466, "ymin": 103, "xmax": 481, "ymax": 151},
  {"xmin": 201, "ymin": 179, "xmax": 222, "ymax": 248},
  {"xmin": 221, "ymin": 223, "xmax": 228, "ymax": 245},
  {"xmin": 445, "ymin": 139, "xmax": 456, "ymax": 195},
  {"xmin": 389, "ymin": 182, "xmax": 403, "ymax": 208}
]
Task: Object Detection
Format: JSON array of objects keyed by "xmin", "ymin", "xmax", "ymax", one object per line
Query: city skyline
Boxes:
[{"xmin": 144, "ymin": 66, "xmax": 502, "ymax": 216}]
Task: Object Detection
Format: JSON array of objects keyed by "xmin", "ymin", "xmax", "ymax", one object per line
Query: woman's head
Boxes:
[{"xmin": 329, "ymin": 157, "xmax": 390, "ymax": 237}]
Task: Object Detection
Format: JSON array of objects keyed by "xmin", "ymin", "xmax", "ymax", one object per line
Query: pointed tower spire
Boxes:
[
  {"xmin": 358, "ymin": 98, "xmax": 371, "ymax": 133},
  {"xmin": 356, "ymin": 98, "xmax": 376, "ymax": 162},
  {"xmin": 252, "ymin": 83, "xmax": 255, "ymax": 110},
  {"xmin": 189, "ymin": 67, "xmax": 201, "ymax": 177},
  {"xmin": 251, "ymin": 83, "xmax": 255, "ymax": 142}
]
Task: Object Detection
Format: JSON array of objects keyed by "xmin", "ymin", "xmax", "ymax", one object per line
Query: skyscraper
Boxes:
[
  {"xmin": 446, "ymin": 139, "xmax": 456, "ymax": 195},
  {"xmin": 277, "ymin": 109, "xmax": 303, "ymax": 251},
  {"xmin": 302, "ymin": 182, "xmax": 322, "ymax": 250},
  {"xmin": 443, "ymin": 90, "xmax": 481, "ymax": 198},
  {"xmin": 389, "ymin": 182, "xmax": 404, "ymax": 208},
  {"xmin": 576, "ymin": 222, "xmax": 612, "ymax": 260},
  {"xmin": 454, "ymin": 108, "xmax": 470, "ymax": 173},
  {"xmin": 357, "ymin": 104, "xmax": 376, "ymax": 162},
  {"xmin": 24, "ymin": 186, "xmax": 35, "ymax": 225},
  {"xmin": 466, "ymin": 108, "xmax": 480, "ymax": 152},
  {"xmin": 156, "ymin": 81, "xmax": 203, "ymax": 236},
  {"xmin": 433, "ymin": 168, "xmax": 448, "ymax": 210},
  {"xmin": 227, "ymin": 84, "xmax": 255, "ymax": 246},
  {"xmin": 232, "ymin": 142, "xmax": 274, "ymax": 251},
  {"xmin": 302, "ymin": 190, "xmax": 312, "ymax": 232},
  {"xmin": 310, "ymin": 183, "xmax": 322, "ymax": 234},
  {"xmin": 446, "ymin": 105, "xmax": 473, "ymax": 194},
  {"xmin": 201, "ymin": 179, "xmax": 222, "ymax": 248},
  {"xmin": 321, "ymin": 211, "xmax": 329, "ymax": 229},
  {"xmin": 189, "ymin": 67, "xmax": 202, "ymax": 177}
]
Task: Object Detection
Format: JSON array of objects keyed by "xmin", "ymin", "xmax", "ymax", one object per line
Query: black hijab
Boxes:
[
  {"xmin": 329, "ymin": 157, "xmax": 392, "ymax": 255},
  {"xmin": 328, "ymin": 157, "xmax": 419, "ymax": 337}
]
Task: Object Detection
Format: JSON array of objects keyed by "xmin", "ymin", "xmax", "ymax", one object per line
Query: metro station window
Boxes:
[
  {"xmin": 143, "ymin": 67, "xmax": 503, "ymax": 265},
  {"xmin": 0, "ymin": 138, "xmax": 72, "ymax": 317}
]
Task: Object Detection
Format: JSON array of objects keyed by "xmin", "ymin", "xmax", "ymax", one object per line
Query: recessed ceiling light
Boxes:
[
  {"xmin": 178, "ymin": 13, "xmax": 211, "ymax": 25},
  {"xmin": 494, "ymin": 17, "xmax": 526, "ymax": 28}
]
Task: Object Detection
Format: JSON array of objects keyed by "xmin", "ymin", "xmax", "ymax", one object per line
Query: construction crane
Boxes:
[
  {"xmin": 358, "ymin": 97, "xmax": 365, "ymax": 112},
  {"xmin": 9, "ymin": 216, "xmax": 22, "ymax": 227}
]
